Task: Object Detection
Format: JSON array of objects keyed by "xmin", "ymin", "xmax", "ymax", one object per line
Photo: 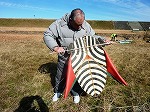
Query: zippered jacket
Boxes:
[{"xmin": 43, "ymin": 13, "xmax": 105, "ymax": 51}]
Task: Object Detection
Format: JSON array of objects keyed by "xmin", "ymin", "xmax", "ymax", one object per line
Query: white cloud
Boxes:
[
  {"xmin": 93, "ymin": 0, "xmax": 150, "ymax": 21},
  {"xmin": 0, "ymin": 2, "xmax": 63, "ymax": 12}
]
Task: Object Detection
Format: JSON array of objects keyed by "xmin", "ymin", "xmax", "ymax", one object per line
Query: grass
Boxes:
[
  {"xmin": 0, "ymin": 32, "xmax": 150, "ymax": 112},
  {"xmin": 88, "ymin": 20, "xmax": 114, "ymax": 29},
  {"xmin": 0, "ymin": 18, "xmax": 55, "ymax": 28},
  {"xmin": 0, "ymin": 18, "xmax": 114, "ymax": 29}
]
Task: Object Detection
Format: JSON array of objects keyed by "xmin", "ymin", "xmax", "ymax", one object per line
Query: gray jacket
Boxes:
[{"xmin": 43, "ymin": 13, "xmax": 105, "ymax": 51}]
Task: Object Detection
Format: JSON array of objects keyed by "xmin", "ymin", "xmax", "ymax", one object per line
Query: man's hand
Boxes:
[{"xmin": 54, "ymin": 47, "xmax": 65, "ymax": 53}]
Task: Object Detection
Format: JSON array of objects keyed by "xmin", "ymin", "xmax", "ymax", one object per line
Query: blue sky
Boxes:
[{"xmin": 0, "ymin": 0, "xmax": 150, "ymax": 21}]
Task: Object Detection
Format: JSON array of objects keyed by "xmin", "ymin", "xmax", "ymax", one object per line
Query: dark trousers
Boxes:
[{"xmin": 54, "ymin": 52, "xmax": 82, "ymax": 96}]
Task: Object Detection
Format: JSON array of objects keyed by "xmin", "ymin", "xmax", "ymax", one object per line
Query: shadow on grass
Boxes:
[
  {"xmin": 38, "ymin": 62, "xmax": 87, "ymax": 97},
  {"xmin": 38, "ymin": 62, "xmax": 57, "ymax": 89},
  {"xmin": 14, "ymin": 95, "xmax": 49, "ymax": 112}
]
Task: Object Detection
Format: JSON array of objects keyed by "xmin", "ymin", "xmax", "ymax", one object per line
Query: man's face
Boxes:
[{"xmin": 72, "ymin": 11, "xmax": 85, "ymax": 30}]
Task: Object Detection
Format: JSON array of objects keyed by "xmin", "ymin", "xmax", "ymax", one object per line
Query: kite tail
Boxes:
[
  {"xmin": 64, "ymin": 55, "xmax": 76, "ymax": 99},
  {"xmin": 104, "ymin": 50, "xmax": 128, "ymax": 86}
]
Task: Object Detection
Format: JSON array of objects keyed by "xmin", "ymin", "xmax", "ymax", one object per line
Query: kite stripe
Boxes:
[
  {"xmin": 72, "ymin": 38, "xmax": 86, "ymax": 72},
  {"xmin": 71, "ymin": 36, "xmax": 107, "ymax": 96},
  {"xmin": 83, "ymin": 81, "xmax": 103, "ymax": 95},
  {"xmin": 77, "ymin": 66, "xmax": 107, "ymax": 80},
  {"xmin": 87, "ymin": 36, "xmax": 106, "ymax": 66},
  {"xmin": 76, "ymin": 60, "xmax": 107, "ymax": 75},
  {"xmin": 77, "ymin": 71, "xmax": 107, "ymax": 86}
]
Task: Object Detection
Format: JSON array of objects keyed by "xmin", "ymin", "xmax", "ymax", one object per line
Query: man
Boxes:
[
  {"xmin": 111, "ymin": 33, "xmax": 117, "ymax": 41},
  {"xmin": 43, "ymin": 8, "xmax": 107, "ymax": 103}
]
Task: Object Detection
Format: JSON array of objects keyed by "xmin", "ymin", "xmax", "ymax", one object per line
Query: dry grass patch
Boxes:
[{"xmin": 0, "ymin": 32, "xmax": 150, "ymax": 112}]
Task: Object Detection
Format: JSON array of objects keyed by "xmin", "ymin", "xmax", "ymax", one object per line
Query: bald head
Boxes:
[{"xmin": 69, "ymin": 8, "xmax": 85, "ymax": 30}]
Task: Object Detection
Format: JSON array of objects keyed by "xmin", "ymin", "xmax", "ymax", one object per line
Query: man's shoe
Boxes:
[
  {"xmin": 73, "ymin": 95, "xmax": 80, "ymax": 104},
  {"xmin": 52, "ymin": 93, "xmax": 61, "ymax": 102}
]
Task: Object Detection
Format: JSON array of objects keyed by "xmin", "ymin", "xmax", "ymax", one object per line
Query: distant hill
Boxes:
[
  {"xmin": 0, "ymin": 18, "xmax": 150, "ymax": 30},
  {"xmin": 0, "ymin": 18, "xmax": 55, "ymax": 28},
  {"xmin": 0, "ymin": 18, "xmax": 114, "ymax": 29}
]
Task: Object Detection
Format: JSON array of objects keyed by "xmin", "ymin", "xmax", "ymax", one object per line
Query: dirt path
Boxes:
[
  {"xmin": 0, "ymin": 27, "xmax": 145, "ymax": 41},
  {"xmin": 0, "ymin": 27, "xmax": 47, "ymax": 32},
  {"xmin": 0, "ymin": 27, "xmax": 145, "ymax": 34}
]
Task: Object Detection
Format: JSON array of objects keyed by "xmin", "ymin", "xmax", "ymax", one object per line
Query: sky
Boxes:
[{"xmin": 0, "ymin": 0, "xmax": 150, "ymax": 21}]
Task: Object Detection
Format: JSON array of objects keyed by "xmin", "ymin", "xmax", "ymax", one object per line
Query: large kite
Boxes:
[{"xmin": 64, "ymin": 36, "xmax": 127, "ymax": 98}]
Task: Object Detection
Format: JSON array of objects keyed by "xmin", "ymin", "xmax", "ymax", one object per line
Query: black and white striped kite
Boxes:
[
  {"xmin": 71, "ymin": 36, "xmax": 107, "ymax": 96},
  {"xmin": 64, "ymin": 36, "xmax": 127, "ymax": 98}
]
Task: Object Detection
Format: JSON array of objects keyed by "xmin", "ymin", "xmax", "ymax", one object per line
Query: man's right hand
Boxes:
[{"xmin": 54, "ymin": 47, "xmax": 65, "ymax": 53}]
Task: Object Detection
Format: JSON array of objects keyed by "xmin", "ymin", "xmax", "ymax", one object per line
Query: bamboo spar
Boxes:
[{"xmin": 49, "ymin": 42, "xmax": 111, "ymax": 54}]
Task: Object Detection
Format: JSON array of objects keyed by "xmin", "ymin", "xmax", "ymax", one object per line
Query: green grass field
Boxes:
[
  {"xmin": 0, "ymin": 18, "xmax": 114, "ymax": 29},
  {"xmin": 0, "ymin": 19, "xmax": 150, "ymax": 111},
  {"xmin": 0, "ymin": 32, "xmax": 150, "ymax": 111},
  {"xmin": 0, "ymin": 18, "xmax": 55, "ymax": 28}
]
